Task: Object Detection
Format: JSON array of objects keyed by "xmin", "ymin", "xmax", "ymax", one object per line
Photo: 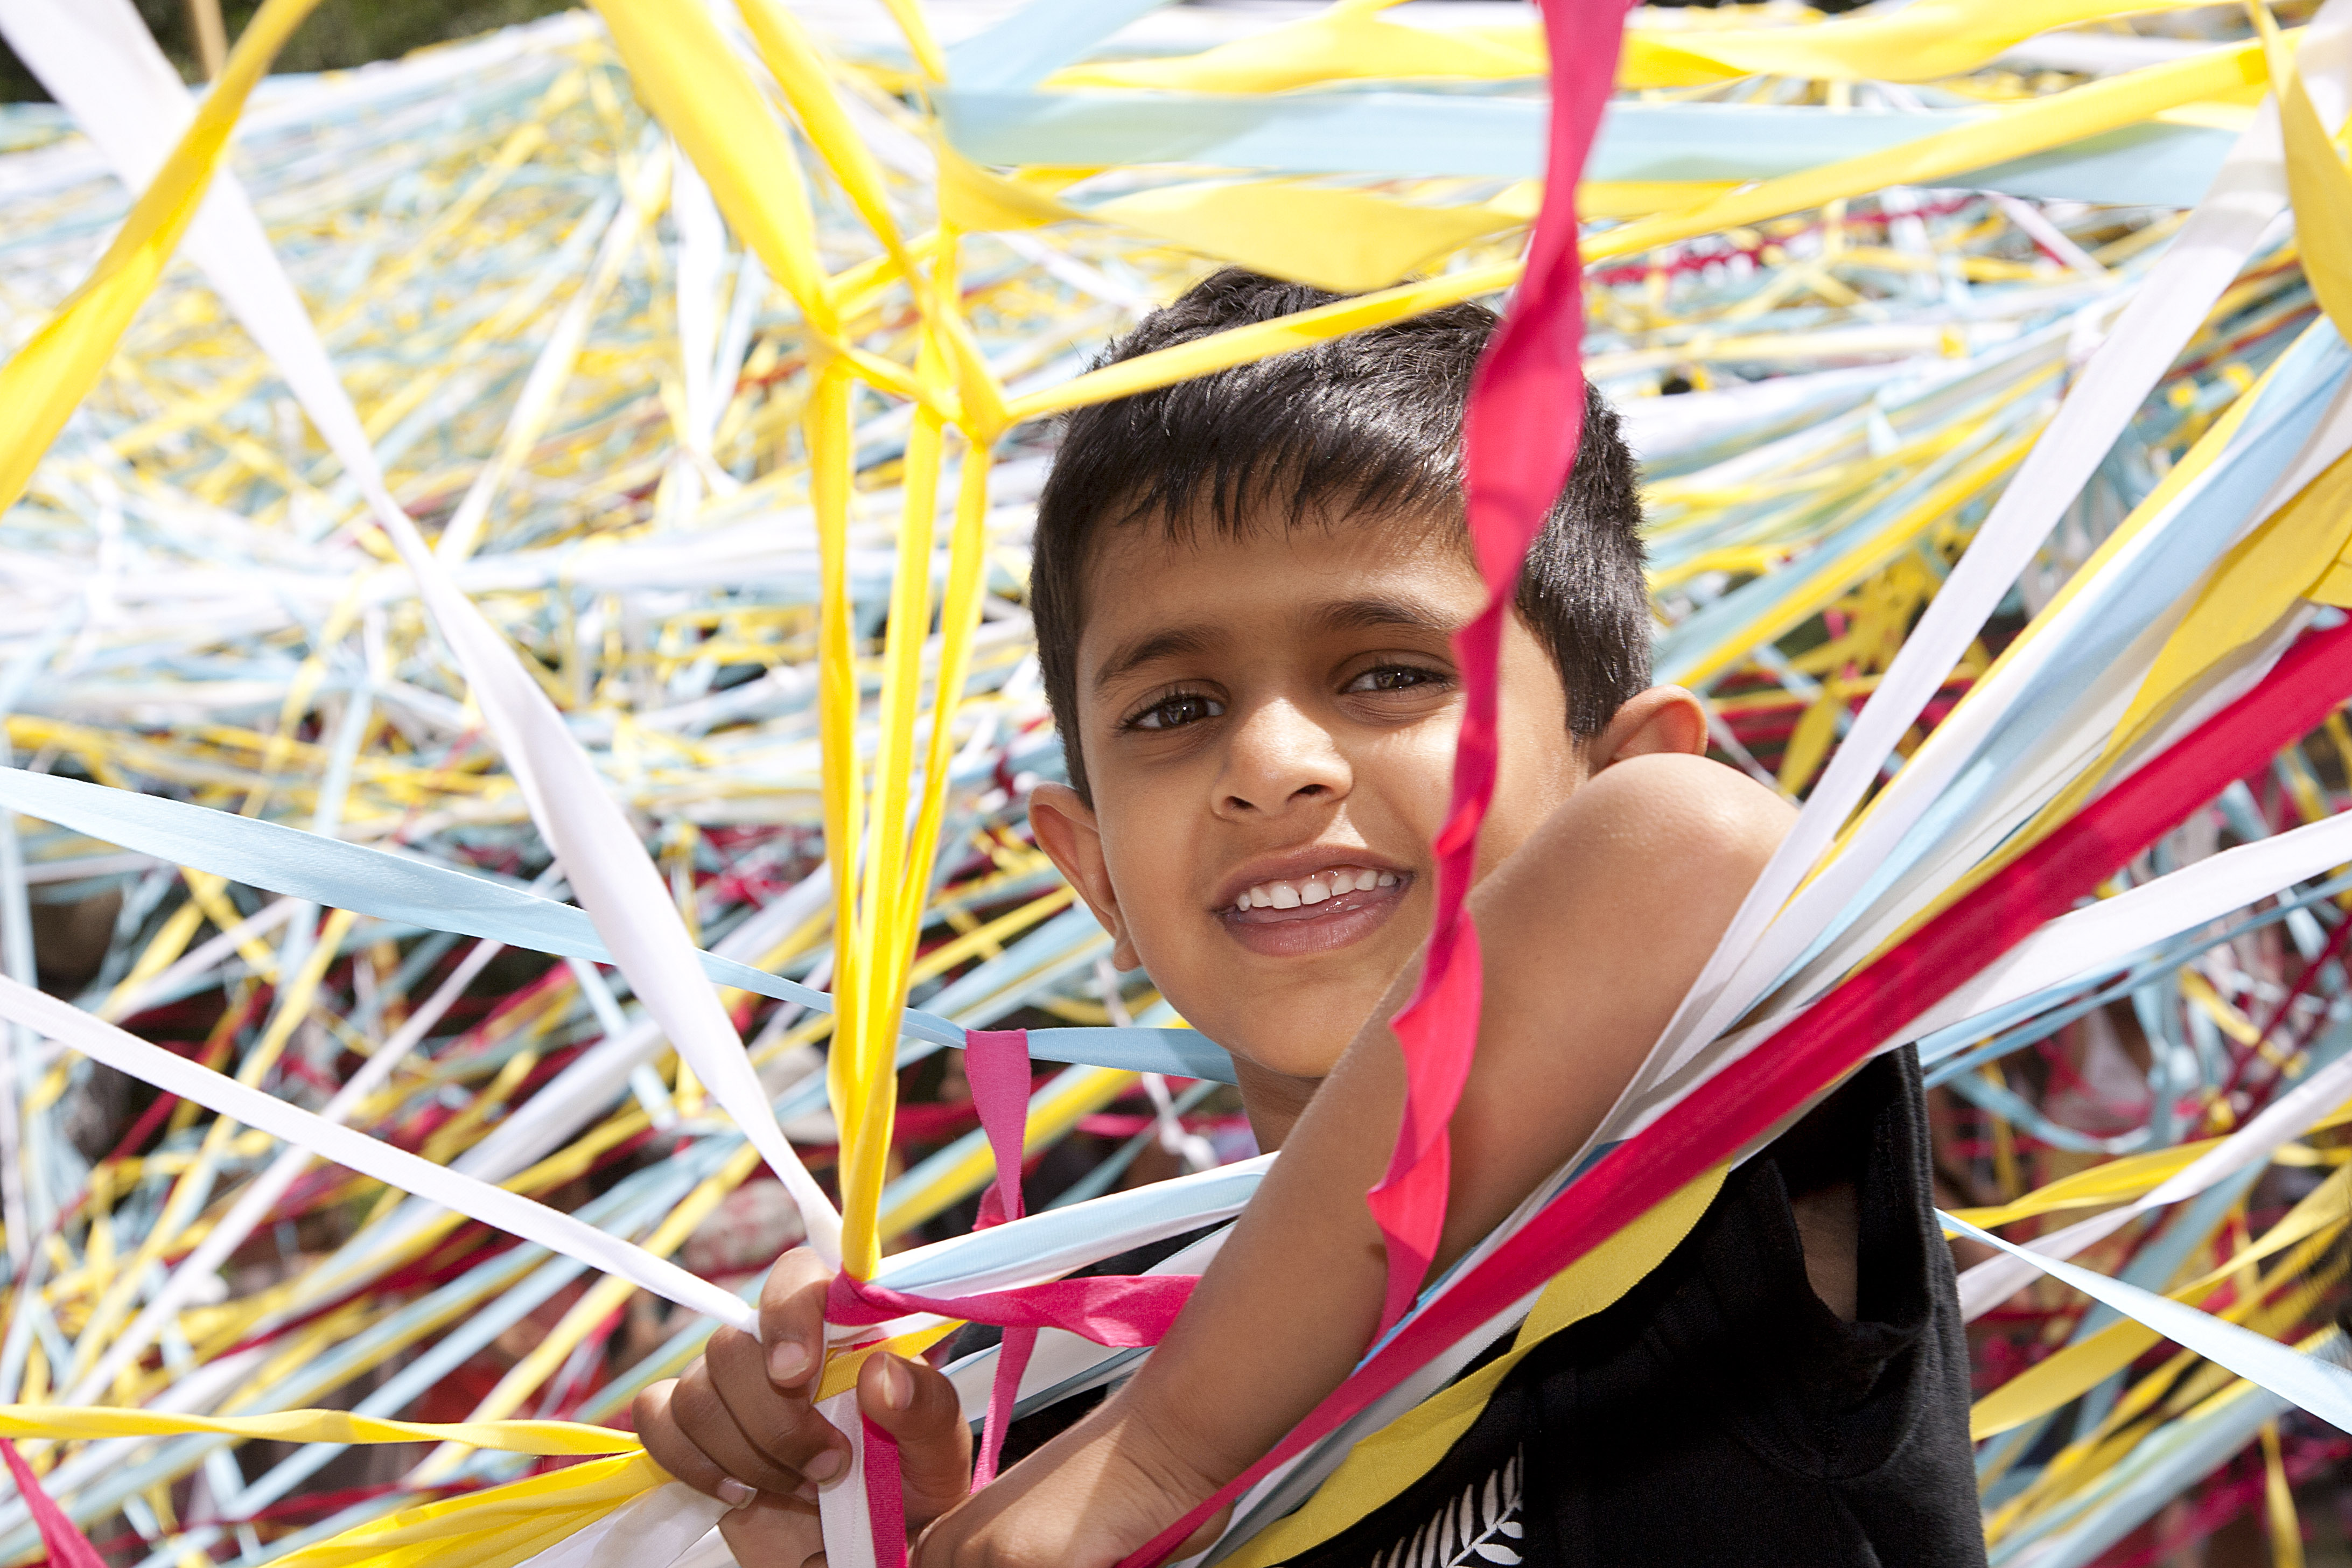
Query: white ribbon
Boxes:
[
  {"xmin": 0, "ymin": 974, "xmax": 762, "ymax": 1335},
  {"xmin": 0, "ymin": 0, "xmax": 842, "ymax": 1262}
]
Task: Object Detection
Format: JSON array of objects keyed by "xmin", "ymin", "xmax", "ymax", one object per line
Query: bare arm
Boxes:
[{"xmin": 919, "ymin": 755, "xmax": 1790, "ymax": 1565}]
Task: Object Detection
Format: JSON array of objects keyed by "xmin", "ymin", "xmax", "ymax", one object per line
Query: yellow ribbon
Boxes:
[{"xmin": 0, "ymin": 0, "xmax": 329, "ymax": 519}]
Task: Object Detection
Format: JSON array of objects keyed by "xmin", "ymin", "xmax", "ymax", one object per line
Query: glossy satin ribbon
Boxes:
[{"xmin": 1368, "ymin": 0, "xmax": 1634, "ymax": 1339}]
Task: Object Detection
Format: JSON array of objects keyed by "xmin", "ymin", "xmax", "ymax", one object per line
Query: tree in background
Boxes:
[{"xmin": 0, "ymin": 0, "xmax": 577, "ymax": 101}]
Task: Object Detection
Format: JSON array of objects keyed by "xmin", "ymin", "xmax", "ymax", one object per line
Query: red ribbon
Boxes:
[
  {"xmin": 2, "ymin": 1438, "xmax": 108, "ymax": 1568},
  {"xmin": 1116, "ymin": 594, "xmax": 2352, "ymax": 1567},
  {"xmin": 1367, "ymin": 0, "xmax": 1633, "ymax": 1339}
]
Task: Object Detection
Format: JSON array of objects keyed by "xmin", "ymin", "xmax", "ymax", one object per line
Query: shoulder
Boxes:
[
  {"xmin": 1550, "ymin": 753, "xmax": 1793, "ymax": 901},
  {"xmin": 1476, "ymin": 755, "xmax": 1792, "ymax": 982}
]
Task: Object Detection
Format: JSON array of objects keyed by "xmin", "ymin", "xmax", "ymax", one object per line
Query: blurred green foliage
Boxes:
[{"xmin": 0, "ymin": 0, "xmax": 580, "ymax": 102}]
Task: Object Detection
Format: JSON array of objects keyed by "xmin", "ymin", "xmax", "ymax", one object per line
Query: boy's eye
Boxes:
[
  {"xmin": 1125, "ymin": 692, "xmax": 1226, "ymax": 731},
  {"xmin": 1346, "ymin": 665, "xmax": 1444, "ymax": 694}
]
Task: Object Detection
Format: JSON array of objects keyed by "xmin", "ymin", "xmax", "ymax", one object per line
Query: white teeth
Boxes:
[{"xmin": 1229, "ymin": 868, "xmax": 1405, "ymax": 912}]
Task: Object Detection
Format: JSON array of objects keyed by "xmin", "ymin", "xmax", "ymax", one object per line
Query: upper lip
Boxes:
[{"xmin": 1210, "ymin": 846, "xmax": 1413, "ymax": 912}]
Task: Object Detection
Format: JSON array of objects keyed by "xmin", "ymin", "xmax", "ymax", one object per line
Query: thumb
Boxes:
[{"xmin": 858, "ymin": 1352, "xmax": 973, "ymax": 1527}]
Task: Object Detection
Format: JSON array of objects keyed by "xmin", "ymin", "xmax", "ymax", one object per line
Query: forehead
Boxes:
[{"xmin": 1076, "ymin": 509, "xmax": 1481, "ymax": 661}]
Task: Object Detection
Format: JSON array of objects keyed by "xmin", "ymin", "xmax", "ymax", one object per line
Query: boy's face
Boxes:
[{"xmin": 1030, "ymin": 509, "xmax": 1586, "ymax": 1085}]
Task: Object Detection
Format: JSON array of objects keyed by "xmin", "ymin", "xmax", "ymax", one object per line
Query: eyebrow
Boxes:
[
  {"xmin": 1093, "ymin": 625, "xmax": 1222, "ymax": 693},
  {"xmin": 1311, "ymin": 593, "xmax": 1460, "ymax": 638},
  {"xmin": 1091, "ymin": 594, "xmax": 1460, "ymax": 695}
]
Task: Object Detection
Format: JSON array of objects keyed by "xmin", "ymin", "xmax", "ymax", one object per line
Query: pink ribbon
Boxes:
[
  {"xmin": 1366, "ymin": 0, "xmax": 1630, "ymax": 1339},
  {"xmin": 824, "ymin": 1268, "xmax": 1196, "ymax": 1344},
  {"xmin": 964, "ymin": 1027, "xmax": 1038, "ymax": 1486},
  {"xmin": 2, "ymin": 1438, "xmax": 108, "ymax": 1568},
  {"xmin": 863, "ymin": 1414, "xmax": 909, "ymax": 1568},
  {"xmin": 825, "ymin": 1028, "xmax": 1200, "ymax": 1517},
  {"xmin": 964, "ymin": 1028, "xmax": 1034, "ymax": 1234}
]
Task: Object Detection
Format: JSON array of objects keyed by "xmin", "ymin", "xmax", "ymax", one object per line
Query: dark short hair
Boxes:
[{"xmin": 1031, "ymin": 268, "xmax": 1649, "ymax": 802}]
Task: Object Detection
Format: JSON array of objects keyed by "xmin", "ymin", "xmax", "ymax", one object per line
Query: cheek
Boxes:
[
  {"xmin": 1101, "ymin": 880, "xmax": 1210, "ymax": 1001},
  {"xmin": 1362, "ymin": 725, "xmax": 1462, "ymax": 850},
  {"xmin": 1096, "ymin": 803, "xmax": 1199, "ymax": 942}
]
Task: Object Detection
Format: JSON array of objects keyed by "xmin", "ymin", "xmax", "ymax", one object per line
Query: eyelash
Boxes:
[
  {"xmin": 1122, "ymin": 690, "xmax": 1226, "ymax": 732},
  {"xmin": 1121, "ymin": 665, "xmax": 1447, "ymax": 733},
  {"xmin": 1346, "ymin": 664, "xmax": 1447, "ymax": 695}
]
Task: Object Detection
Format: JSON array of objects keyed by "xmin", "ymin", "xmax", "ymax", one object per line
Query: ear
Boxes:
[
  {"xmin": 1590, "ymin": 685, "xmax": 1709, "ymax": 769},
  {"xmin": 1027, "ymin": 782, "xmax": 1141, "ymax": 970}
]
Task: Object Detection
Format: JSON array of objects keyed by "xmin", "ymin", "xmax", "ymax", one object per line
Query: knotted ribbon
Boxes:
[{"xmin": 826, "ymin": 1029, "xmax": 1201, "ymax": 1557}]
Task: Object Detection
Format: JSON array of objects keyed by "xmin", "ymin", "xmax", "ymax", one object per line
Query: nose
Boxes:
[{"xmin": 1212, "ymin": 699, "xmax": 1350, "ymax": 818}]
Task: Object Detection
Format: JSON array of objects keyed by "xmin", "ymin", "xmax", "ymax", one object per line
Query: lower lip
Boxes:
[{"xmin": 1215, "ymin": 878, "xmax": 1411, "ymax": 958}]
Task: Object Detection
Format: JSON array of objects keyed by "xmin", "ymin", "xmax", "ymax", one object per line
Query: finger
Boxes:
[
  {"xmin": 664, "ymin": 1355, "xmax": 818, "ymax": 1497},
  {"xmin": 717, "ymin": 1495, "xmax": 823, "ymax": 1568},
  {"xmin": 633, "ymin": 1379, "xmax": 760, "ymax": 1511},
  {"xmin": 708, "ymin": 1322, "xmax": 856, "ymax": 1487},
  {"xmin": 858, "ymin": 1352, "xmax": 974, "ymax": 1528},
  {"xmin": 760, "ymin": 1247, "xmax": 835, "ymax": 1391}
]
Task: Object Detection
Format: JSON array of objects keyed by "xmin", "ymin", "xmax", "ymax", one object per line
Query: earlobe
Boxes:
[
  {"xmin": 1594, "ymin": 685, "xmax": 1710, "ymax": 767},
  {"xmin": 1026, "ymin": 783, "xmax": 1135, "ymax": 965}
]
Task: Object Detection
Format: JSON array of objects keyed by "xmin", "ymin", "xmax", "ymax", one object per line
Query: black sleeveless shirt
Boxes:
[
  {"xmin": 972, "ymin": 1046, "xmax": 1987, "ymax": 1567},
  {"xmin": 1265, "ymin": 1046, "xmax": 1985, "ymax": 1568}
]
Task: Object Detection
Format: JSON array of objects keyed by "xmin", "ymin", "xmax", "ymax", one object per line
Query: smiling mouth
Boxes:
[
  {"xmin": 1214, "ymin": 865, "xmax": 1413, "ymax": 957},
  {"xmin": 1227, "ymin": 866, "xmax": 1398, "ymax": 915}
]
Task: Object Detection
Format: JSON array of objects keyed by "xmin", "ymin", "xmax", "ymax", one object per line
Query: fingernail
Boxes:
[
  {"xmin": 793, "ymin": 1479, "xmax": 818, "ymax": 1503},
  {"xmin": 716, "ymin": 1478, "xmax": 757, "ymax": 1511},
  {"xmin": 879, "ymin": 1354, "xmax": 913, "ymax": 1411},
  {"xmin": 768, "ymin": 1341, "xmax": 810, "ymax": 1385},
  {"xmin": 803, "ymin": 1446, "xmax": 848, "ymax": 1485}
]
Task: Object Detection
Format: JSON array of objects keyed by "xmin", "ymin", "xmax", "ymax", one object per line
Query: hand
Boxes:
[
  {"xmin": 912, "ymin": 1393, "xmax": 1228, "ymax": 1568},
  {"xmin": 634, "ymin": 1247, "xmax": 974, "ymax": 1567}
]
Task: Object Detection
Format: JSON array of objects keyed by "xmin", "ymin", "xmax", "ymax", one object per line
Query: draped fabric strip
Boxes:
[
  {"xmin": 1367, "ymin": 0, "xmax": 1634, "ymax": 1342},
  {"xmin": 822, "ymin": 1269, "xmax": 1197, "ymax": 1342},
  {"xmin": 863, "ymin": 1417, "xmax": 909, "ymax": 1568},
  {"xmin": 967, "ymin": 1027, "xmax": 1040, "ymax": 1486}
]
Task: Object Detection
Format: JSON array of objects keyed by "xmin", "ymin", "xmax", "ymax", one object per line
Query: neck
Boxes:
[{"xmin": 1232, "ymin": 1056, "xmax": 1320, "ymax": 1151}]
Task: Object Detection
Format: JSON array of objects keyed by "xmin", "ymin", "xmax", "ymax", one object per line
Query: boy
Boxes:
[{"xmin": 636, "ymin": 270, "xmax": 1985, "ymax": 1567}]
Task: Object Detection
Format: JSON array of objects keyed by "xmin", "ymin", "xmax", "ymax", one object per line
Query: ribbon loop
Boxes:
[{"xmin": 823, "ymin": 1028, "xmax": 1202, "ymax": 1489}]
